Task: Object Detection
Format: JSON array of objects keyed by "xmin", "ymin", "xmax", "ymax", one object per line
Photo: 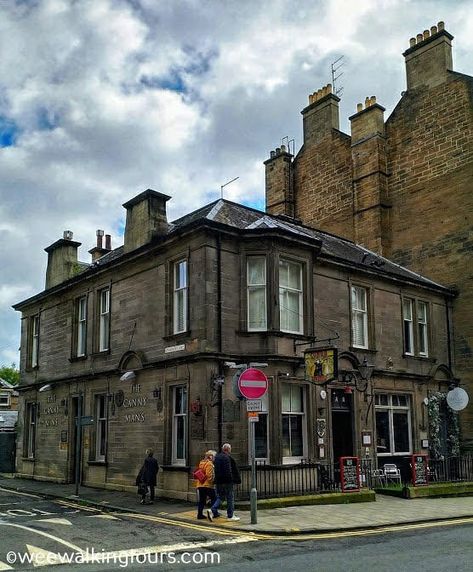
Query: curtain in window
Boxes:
[
  {"xmin": 247, "ymin": 257, "xmax": 267, "ymax": 330},
  {"xmin": 351, "ymin": 286, "xmax": 367, "ymax": 347},
  {"xmin": 279, "ymin": 259, "xmax": 302, "ymax": 333}
]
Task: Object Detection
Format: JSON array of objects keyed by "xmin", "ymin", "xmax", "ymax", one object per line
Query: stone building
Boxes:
[
  {"xmin": 265, "ymin": 21, "xmax": 473, "ymax": 448},
  {"xmin": 13, "ymin": 190, "xmax": 457, "ymax": 497}
]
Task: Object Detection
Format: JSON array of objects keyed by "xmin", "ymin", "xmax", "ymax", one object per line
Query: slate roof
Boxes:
[
  {"xmin": 15, "ymin": 198, "xmax": 452, "ymax": 309},
  {"xmin": 0, "ymin": 410, "xmax": 18, "ymax": 431}
]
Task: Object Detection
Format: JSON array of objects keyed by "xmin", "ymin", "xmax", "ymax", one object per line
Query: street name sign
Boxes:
[{"xmin": 238, "ymin": 368, "xmax": 268, "ymax": 399}]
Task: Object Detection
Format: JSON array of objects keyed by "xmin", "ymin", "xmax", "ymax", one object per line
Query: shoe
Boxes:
[
  {"xmin": 197, "ymin": 515, "xmax": 206, "ymax": 520},
  {"xmin": 140, "ymin": 499, "xmax": 145, "ymax": 505},
  {"xmin": 206, "ymin": 509, "xmax": 214, "ymax": 522},
  {"xmin": 227, "ymin": 515, "xmax": 240, "ymax": 521}
]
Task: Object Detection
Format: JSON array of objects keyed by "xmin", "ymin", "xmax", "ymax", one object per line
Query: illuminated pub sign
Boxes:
[{"xmin": 305, "ymin": 347, "xmax": 338, "ymax": 384}]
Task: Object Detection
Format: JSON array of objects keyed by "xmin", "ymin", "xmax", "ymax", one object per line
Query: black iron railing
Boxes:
[{"xmin": 426, "ymin": 455, "xmax": 473, "ymax": 484}]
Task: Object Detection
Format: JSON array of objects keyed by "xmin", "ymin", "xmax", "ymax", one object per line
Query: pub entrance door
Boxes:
[{"xmin": 331, "ymin": 389, "xmax": 354, "ymax": 461}]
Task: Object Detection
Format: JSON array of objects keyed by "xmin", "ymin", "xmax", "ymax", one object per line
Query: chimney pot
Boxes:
[
  {"xmin": 409, "ymin": 37, "xmax": 416, "ymax": 47},
  {"xmin": 423, "ymin": 29, "xmax": 430, "ymax": 40},
  {"xmin": 327, "ymin": 83, "xmax": 332, "ymax": 93},
  {"xmin": 96, "ymin": 229, "xmax": 104, "ymax": 248},
  {"xmin": 364, "ymin": 96, "xmax": 370, "ymax": 108},
  {"xmin": 281, "ymin": 144, "xmax": 286, "ymax": 153},
  {"xmin": 63, "ymin": 230, "xmax": 73, "ymax": 240},
  {"xmin": 357, "ymin": 103, "xmax": 363, "ymax": 113},
  {"xmin": 270, "ymin": 150, "xmax": 276, "ymax": 158},
  {"xmin": 309, "ymin": 94, "xmax": 314, "ymax": 104},
  {"xmin": 430, "ymin": 25, "xmax": 437, "ymax": 35},
  {"xmin": 416, "ymin": 33, "xmax": 423, "ymax": 43},
  {"xmin": 438, "ymin": 21, "xmax": 444, "ymax": 31},
  {"xmin": 105, "ymin": 234, "xmax": 111, "ymax": 250},
  {"xmin": 370, "ymin": 96, "xmax": 376, "ymax": 105}
]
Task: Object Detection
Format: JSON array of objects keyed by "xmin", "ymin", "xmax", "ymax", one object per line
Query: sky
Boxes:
[{"xmin": 1, "ymin": 0, "xmax": 472, "ymax": 367}]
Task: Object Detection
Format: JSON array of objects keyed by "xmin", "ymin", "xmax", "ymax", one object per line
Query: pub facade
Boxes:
[{"xmin": 14, "ymin": 190, "xmax": 458, "ymax": 499}]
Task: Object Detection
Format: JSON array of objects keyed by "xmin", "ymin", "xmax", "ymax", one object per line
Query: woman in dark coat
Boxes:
[{"xmin": 136, "ymin": 449, "xmax": 159, "ymax": 504}]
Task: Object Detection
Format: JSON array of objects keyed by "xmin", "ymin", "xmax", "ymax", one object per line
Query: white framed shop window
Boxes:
[
  {"xmin": 281, "ymin": 383, "xmax": 307, "ymax": 464},
  {"xmin": 375, "ymin": 393, "xmax": 412, "ymax": 456},
  {"xmin": 172, "ymin": 385, "xmax": 187, "ymax": 465}
]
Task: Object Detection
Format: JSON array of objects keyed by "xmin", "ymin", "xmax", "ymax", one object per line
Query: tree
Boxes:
[{"xmin": 0, "ymin": 363, "xmax": 19, "ymax": 385}]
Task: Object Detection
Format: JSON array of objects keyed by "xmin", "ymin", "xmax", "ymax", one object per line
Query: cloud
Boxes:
[{"xmin": 0, "ymin": 0, "xmax": 472, "ymax": 363}]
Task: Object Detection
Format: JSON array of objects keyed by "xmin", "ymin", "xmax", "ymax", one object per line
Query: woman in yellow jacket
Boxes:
[{"xmin": 195, "ymin": 450, "xmax": 216, "ymax": 519}]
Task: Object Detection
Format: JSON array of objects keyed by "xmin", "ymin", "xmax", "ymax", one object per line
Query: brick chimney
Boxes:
[
  {"xmin": 264, "ymin": 144, "xmax": 294, "ymax": 217},
  {"xmin": 88, "ymin": 230, "xmax": 112, "ymax": 262},
  {"xmin": 403, "ymin": 22, "xmax": 453, "ymax": 90},
  {"xmin": 301, "ymin": 84, "xmax": 340, "ymax": 146},
  {"xmin": 350, "ymin": 96, "xmax": 390, "ymax": 255},
  {"xmin": 123, "ymin": 189, "xmax": 171, "ymax": 253},
  {"xmin": 45, "ymin": 230, "xmax": 82, "ymax": 289}
]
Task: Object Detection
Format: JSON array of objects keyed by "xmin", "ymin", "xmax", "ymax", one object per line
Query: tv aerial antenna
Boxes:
[
  {"xmin": 220, "ymin": 176, "xmax": 239, "ymax": 199},
  {"xmin": 331, "ymin": 56, "xmax": 345, "ymax": 97}
]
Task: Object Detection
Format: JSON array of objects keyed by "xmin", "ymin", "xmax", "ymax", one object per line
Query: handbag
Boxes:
[
  {"xmin": 193, "ymin": 467, "xmax": 207, "ymax": 484},
  {"xmin": 137, "ymin": 482, "xmax": 147, "ymax": 496}
]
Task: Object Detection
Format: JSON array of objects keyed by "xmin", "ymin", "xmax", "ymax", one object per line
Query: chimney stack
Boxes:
[
  {"xmin": 301, "ymin": 83, "xmax": 340, "ymax": 146},
  {"xmin": 404, "ymin": 21, "xmax": 453, "ymax": 90},
  {"xmin": 89, "ymin": 229, "xmax": 112, "ymax": 262},
  {"xmin": 123, "ymin": 189, "xmax": 171, "ymax": 253},
  {"xmin": 45, "ymin": 231, "xmax": 82, "ymax": 289},
  {"xmin": 264, "ymin": 144, "xmax": 294, "ymax": 217}
]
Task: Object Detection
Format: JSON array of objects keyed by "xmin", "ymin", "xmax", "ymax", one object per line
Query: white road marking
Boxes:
[
  {"xmin": 36, "ymin": 518, "xmax": 73, "ymax": 526},
  {"xmin": 0, "ymin": 522, "xmax": 83, "ymax": 552},
  {"xmin": 0, "ymin": 487, "xmax": 41, "ymax": 499},
  {"xmin": 26, "ymin": 545, "xmax": 70, "ymax": 568},
  {"xmin": 0, "ymin": 561, "xmax": 13, "ymax": 570},
  {"xmin": 88, "ymin": 514, "xmax": 119, "ymax": 520}
]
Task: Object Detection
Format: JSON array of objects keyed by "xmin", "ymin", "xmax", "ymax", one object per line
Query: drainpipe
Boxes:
[
  {"xmin": 217, "ymin": 232, "xmax": 223, "ymax": 447},
  {"xmin": 445, "ymin": 295, "xmax": 453, "ymax": 372}
]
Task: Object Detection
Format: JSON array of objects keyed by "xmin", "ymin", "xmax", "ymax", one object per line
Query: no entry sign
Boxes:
[{"xmin": 238, "ymin": 368, "xmax": 268, "ymax": 399}]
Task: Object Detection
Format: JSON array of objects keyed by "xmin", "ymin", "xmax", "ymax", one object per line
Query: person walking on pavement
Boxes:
[
  {"xmin": 194, "ymin": 450, "xmax": 217, "ymax": 520},
  {"xmin": 207, "ymin": 443, "xmax": 241, "ymax": 522},
  {"xmin": 136, "ymin": 448, "xmax": 159, "ymax": 505}
]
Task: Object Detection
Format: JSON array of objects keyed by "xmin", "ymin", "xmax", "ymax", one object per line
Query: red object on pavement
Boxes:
[{"xmin": 238, "ymin": 368, "xmax": 268, "ymax": 399}]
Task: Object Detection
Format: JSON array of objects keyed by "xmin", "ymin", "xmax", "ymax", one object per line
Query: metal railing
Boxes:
[
  {"xmin": 235, "ymin": 459, "xmax": 374, "ymax": 500},
  {"xmin": 426, "ymin": 455, "xmax": 473, "ymax": 484}
]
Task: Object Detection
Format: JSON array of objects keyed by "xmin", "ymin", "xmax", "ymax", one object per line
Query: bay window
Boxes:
[
  {"xmin": 279, "ymin": 259, "xmax": 303, "ymax": 334},
  {"xmin": 247, "ymin": 256, "xmax": 267, "ymax": 331}
]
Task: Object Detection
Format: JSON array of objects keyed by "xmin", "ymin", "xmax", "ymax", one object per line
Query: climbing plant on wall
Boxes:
[{"xmin": 428, "ymin": 392, "xmax": 460, "ymax": 458}]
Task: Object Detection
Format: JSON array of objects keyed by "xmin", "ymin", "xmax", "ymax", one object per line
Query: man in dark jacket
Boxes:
[
  {"xmin": 207, "ymin": 443, "xmax": 241, "ymax": 521},
  {"xmin": 137, "ymin": 449, "xmax": 159, "ymax": 504}
]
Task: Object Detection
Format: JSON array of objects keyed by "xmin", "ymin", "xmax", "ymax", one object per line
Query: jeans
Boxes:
[
  {"xmin": 197, "ymin": 487, "xmax": 216, "ymax": 517},
  {"xmin": 211, "ymin": 483, "xmax": 234, "ymax": 518}
]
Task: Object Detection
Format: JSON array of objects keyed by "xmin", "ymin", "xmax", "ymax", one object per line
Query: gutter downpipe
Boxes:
[{"xmin": 217, "ymin": 232, "xmax": 223, "ymax": 448}]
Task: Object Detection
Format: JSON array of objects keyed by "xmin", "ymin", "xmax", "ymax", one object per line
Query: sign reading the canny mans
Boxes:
[
  {"xmin": 119, "ymin": 384, "xmax": 148, "ymax": 423},
  {"xmin": 305, "ymin": 347, "xmax": 338, "ymax": 384}
]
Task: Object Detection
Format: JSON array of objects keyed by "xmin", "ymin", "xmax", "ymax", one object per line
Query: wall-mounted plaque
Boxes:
[
  {"xmin": 190, "ymin": 415, "xmax": 204, "ymax": 440},
  {"xmin": 316, "ymin": 418, "xmax": 326, "ymax": 438}
]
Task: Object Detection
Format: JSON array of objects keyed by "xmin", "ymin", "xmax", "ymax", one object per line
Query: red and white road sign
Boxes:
[{"xmin": 238, "ymin": 368, "xmax": 268, "ymax": 399}]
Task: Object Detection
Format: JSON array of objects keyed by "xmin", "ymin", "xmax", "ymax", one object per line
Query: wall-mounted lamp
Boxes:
[
  {"xmin": 340, "ymin": 357, "xmax": 375, "ymax": 393},
  {"xmin": 39, "ymin": 384, "xmax": 52, "ymax": 392},
  {"xmin": 120, "ymin": 371, "xmax": 136, "ymax": 382}
]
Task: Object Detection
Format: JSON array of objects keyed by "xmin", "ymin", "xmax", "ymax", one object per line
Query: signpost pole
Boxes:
[
  {"xmin": 74, "ymin": 394, "xmax": 83, "ymax": 497},
  {"xmin": 250, "ymin": 420, "xmax": 257, "ymax": 524}
]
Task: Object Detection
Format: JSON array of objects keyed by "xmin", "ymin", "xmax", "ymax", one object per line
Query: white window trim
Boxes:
[
  {"xmin": 247, "ymin": 256, "xmax": 267, "ymax": 332},
  {"xmin": 172, "ymin": 385, "xmax": 187, "ymax": 465},
  {"xmin": 282, "ymin": 384, "xmax": 307, "ymax": 464},
  {"xmin": 31, "ymin": 315, "xmax": 39, "ymax": 368},
  {"xmin": 351, "ymin": 285, "xmax": 369, "ymax": 349},
  {"xmin": 77, "ymin": 296, "xmax": 87, "ymax": 357},
  {"xmin": 26, "ymin": 403, "xmax": 36, "ymax": 459},
  {"xmin": 99, "ymin": 289, "xmax": 110, "ymax": 352},
  {"xmin": 173, "ymin": 260, "xmax": 188, "ymax": 335},
  {"xmin": 417, "ymin": 301, "xmax": 429, "ymax": 357},
  {"xmin": 0, "ymin": 392, "xmax": 11, "ymax": 407},
  {"xmin": 279, "ymin": 259, "xmax": 303, "ymax": 335},
  {"xmin": 375, "ymin": 393, "xmax": 412, "ymax": 456},
  {"xmin": 95, "ymin": 395, "xmax": 107, "ymax": 462},
  {"xmin": 403, "ymin": 298, "xmax": 414, "ymax": 356}
]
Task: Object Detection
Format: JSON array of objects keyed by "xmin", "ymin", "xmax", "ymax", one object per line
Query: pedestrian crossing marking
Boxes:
[
  {"xmin": 36, "ymin": 518, "xmax": 73, "ymax": 526},
  {"xmin": 26, "ymin": 545, "xmax": 69, "ymax": 567}
]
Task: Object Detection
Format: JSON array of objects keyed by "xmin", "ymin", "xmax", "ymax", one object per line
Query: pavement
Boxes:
[{"xmin": 1, "ymin": 474, "xmax": 473, "ymax": 535}]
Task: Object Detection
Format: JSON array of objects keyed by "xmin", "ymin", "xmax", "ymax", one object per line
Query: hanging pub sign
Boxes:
[
  {"xmin": 305, "ymin": 347, "xmax": 338, "ymax": 384},
  {"xmin": 340, "ymin": 456, "xmax": 360, "ymax": 493},
  {"xmin": 411, "ymin": 454, "xmax": 429, "ymax": 486}
]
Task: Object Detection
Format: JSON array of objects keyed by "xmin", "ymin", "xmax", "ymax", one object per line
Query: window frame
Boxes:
[
  {"xmin": 279, "ymin": 258, "xmax": 304, "ymax": 335},
  {"xmin": 76, "ymin": 295, "xmax": 88, "ymax": 358},
  {"xmin": 29, "ymin": 314, "xmax": 40, "ymax": 369},
  {"xmin": 401, "ymin": 296, "xmax": 430, "ymax": 358},
  {"xmin": 402, "ymin": 298, "xmax": 414, "ymax": 355},
  {"xmin": 375, "ymin": 393, "xmax": 412, "ymax": 456},
  {"xmin": 0, "ymin": 391, "xmax": 11, "ymax": 407},
  {"xmin": 94, "ymin": 394, "xmax": 107, "ymax": 463},
  {"xmin": 351, "ymin": 285, "xmax": 369, "ymax": 349},
  {"xmin": 173, "ymin": 259, "xmax": 188, "ymax": 335},
  {"xmin": 171, "ymin": 385, "xmax": 187, "ymax": 465},
  {"xmin": 417, "ymin": 300, "xmax": 429, "ymax": 357},
  {"xmin": 247, "ymin": 255, "xmax": 268, "ymax": 332},
  {"xmin": 24, "ymin": 402, "xmax": 37, "ymax": 459},
  {"xmin": 248, "ymin": 392, "xmax": 269, "ymax": 463},
  {"xmin": 281, "ymin": 383, "xmax": 307, "ymax": 464},
  {"xmin": 98, "ymin": 288, "xmax": 110, "ymax": 353}
]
